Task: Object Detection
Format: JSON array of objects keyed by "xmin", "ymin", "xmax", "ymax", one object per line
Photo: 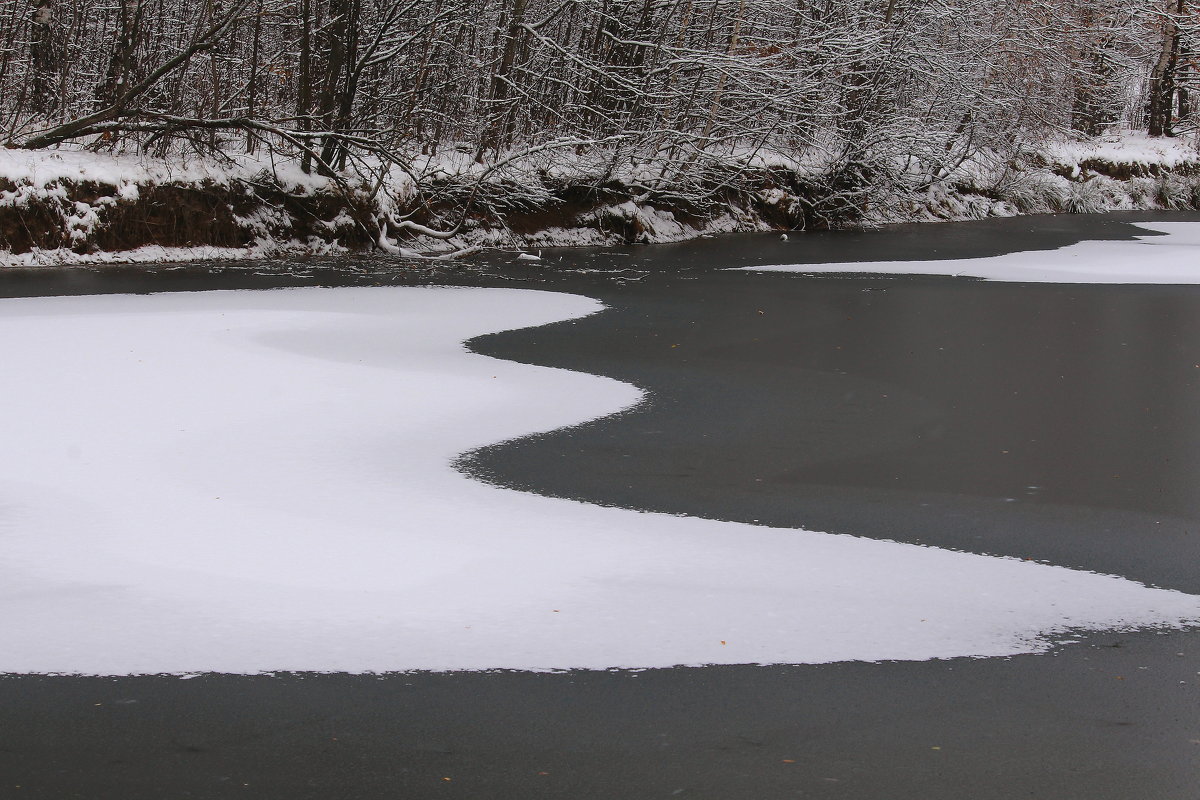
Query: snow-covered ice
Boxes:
[
  {"xmin": 740, "ymin": 222, "xmax": 1200, "ymax": 283},
  {"xmin": 1, "ymin": 286, "xmax": 1197, "ymax": 675}
]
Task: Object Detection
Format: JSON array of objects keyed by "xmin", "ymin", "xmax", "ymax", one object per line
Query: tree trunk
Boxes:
[
  {"xmin": 98, "ymin": 0, "xmax": 143, "ymax": 108},
  {"xmin": 28, "ymin": 0, "xmax": 59, "ymax": 114},
  {"xmin": 298, "ymin": 0, "xmax": 313, "ymax": 171},
  {"xmin": 317, "ymin": 0, "xmax": 359, "ymax": 170},
  {"xmin": 1147, "ymin": 0, "xmax": 1185, "ymax": 137},
  {"xmin": 477, "ymin": 0, "xmax": 529, "ymax": 159}
]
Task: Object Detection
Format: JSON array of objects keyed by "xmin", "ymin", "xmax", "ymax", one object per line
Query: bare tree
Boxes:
[
  {"xmin": 0, "ymin": 0, "xmax": 1190, "ymax": 229},
  {"xmin": 28, "ymin": 0, "xmax": 59, "ymax": 113}
]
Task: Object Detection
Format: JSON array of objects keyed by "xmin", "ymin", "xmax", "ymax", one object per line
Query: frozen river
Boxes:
[{"xmin": 2, "ymin": 212, "xmax": 1200, "ymax": 798}]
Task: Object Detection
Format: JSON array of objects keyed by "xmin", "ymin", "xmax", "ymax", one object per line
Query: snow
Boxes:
[
  {"xmin": 1044, "ymin": 132, "xmax": 1200, "ymax": 171},
  {"xmin": 1, "ymin": 240, "xmax": 349, "ymax": 267},
  {"xmin": 1, "ymin": 286, "xmax": 1197, "ymax": 675},
  {"xmin": 0, "ymin": 146, "xmax": 334, "ymax": 195},
  {"xmin": 739, "ymin": 222, "xmax": 1200, "ymax": 283},
  {"xmin": 6, "ymin": 134, "xmax": 1200, "ymax": 265}
]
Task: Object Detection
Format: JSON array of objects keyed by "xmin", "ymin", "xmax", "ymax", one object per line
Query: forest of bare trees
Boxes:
[{"xmin": 1, "ymin": 0, "xmax": 1197, "ymax": 234}]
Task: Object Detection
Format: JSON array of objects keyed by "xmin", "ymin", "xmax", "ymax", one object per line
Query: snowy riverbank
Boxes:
[{"xmin": 3, "ymin": 135, "xmax": 1200, "ymax": 267}]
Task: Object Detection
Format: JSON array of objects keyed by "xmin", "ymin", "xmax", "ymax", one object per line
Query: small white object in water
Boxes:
[
  {"xmin": 516, "ymin": 252, "xmax": 542, "ymax": 262},
  {"xmin": 780, "ymin": 234, "xmax": 789, "ymax": 241}
]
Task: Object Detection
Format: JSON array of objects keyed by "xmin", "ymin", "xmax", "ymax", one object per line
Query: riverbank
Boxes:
[{"xmin": 3, "ymin": 134, "xmax": 1200, "ymax": 266}]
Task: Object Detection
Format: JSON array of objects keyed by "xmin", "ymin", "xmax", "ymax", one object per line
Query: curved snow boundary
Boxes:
[
  {"xmin": 0, "ymin": 286, "xmax": 1197, "ymax": 675},
  {"xmin": 737, "ymin": 222, "xmax": 1200, "ymax": 283}
]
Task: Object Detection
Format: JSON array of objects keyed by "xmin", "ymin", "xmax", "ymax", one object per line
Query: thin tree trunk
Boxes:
[
  {"xmin": 28, "ymin": 0, "xmax": 59, "ymax": 114},
  {"xmin": 298, "ymin": 0, "xmax": 313, "ymax": 171},
  {"xmin": 1147, "ymin": 0, "xmax": 1184, "ymax": 137},
  {"xmin": 477, "ymin": 0, "xmax": 529, "ymax": 160},
  {"xmin": 246, "ymin": 0, "xmax": 261, "ymax": 152}
]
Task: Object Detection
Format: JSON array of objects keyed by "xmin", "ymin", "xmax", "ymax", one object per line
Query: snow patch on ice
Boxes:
[
  {"xmin": 739, "ymin": 222, "xmax": 1200, "ymax": 284},
  {"xmin": 0, "ymin": 286, "xmax": 1197, "ymax": 675}
]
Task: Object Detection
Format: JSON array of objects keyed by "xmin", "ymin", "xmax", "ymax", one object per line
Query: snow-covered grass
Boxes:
[
  {"xmin": 1, "ymin": 285, "xmax": 1196, "ymax": 675},
  {"xmin": 739, "ymin": 222, "xmax": 1200, "ymax": 283}
]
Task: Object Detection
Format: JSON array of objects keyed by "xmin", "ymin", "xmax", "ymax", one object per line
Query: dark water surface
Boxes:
[
  {"xmin": 469, "ymin": 271, "xmax": 1200, "ymax": 593},
  {"xmin": 2, "ymin": 212, "xmax": 1200, "ymax": 799}
]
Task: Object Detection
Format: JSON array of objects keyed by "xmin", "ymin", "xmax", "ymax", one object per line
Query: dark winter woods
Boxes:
[{"xmin": 0, "ymin": 0, "xmax": 1196, "ymax": 229}]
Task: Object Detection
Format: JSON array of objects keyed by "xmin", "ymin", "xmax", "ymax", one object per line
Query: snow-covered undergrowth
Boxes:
[
  {"xmin": 741, "ymin": 222, "xmax": 1200, "ymax": 283},
  {"xmin": 887, "ymin": 133, "xmax": 1200, "ymax": 224},
  {"xmin": 3, "ymin": 133, "xmax": 1200, "ymax": 266},
  {"xmin": 1, "ymin": 286, "xmax": 1197, "ymax": 675}
]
